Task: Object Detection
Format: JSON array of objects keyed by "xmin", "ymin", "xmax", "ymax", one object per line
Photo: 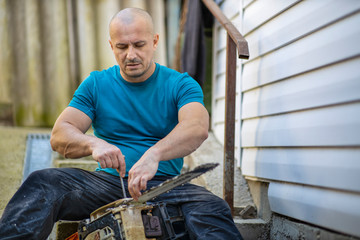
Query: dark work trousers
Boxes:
[{"xmin": 0, "ymin": 168, "xmax": 243, "ymax": 240}]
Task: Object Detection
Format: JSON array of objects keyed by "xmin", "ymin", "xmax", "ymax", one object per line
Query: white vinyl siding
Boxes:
[{"xmin": 212, "ymin": 0, "xmax": 360, "ymax": 237}]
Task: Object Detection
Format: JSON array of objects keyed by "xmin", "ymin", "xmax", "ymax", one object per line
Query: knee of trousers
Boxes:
[
  {"xmin": 25, "ymin": 168, "xmax": 62, "ymax": 183},
  {"xmin": 194, "ymin": 188, "xmax": 232, "ymax": 212},
  {"xmin": 180, "ymin": 192, "xmax": 232, "ymax": 216},
  {"xmin": 199, "ymin": 196, "xmax": 231, "ymax": 214},
  {"xmin": 24, "ymin": 168, "xmax": 75, "ymax": 192}
]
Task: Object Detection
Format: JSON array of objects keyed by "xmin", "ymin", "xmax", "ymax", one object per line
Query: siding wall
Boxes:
[{"xmin": 212, "ymin": 0, "xmax": 360, "ymax": 237}]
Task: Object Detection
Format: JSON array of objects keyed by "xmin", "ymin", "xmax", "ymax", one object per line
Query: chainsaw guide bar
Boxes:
[
  {"xmin": 135, "ymin": 162, "xmax": 219, "ymax": 203},
  {"xmin": 89, "ymin": 163, "xmax": 219, "ymax": 220}
]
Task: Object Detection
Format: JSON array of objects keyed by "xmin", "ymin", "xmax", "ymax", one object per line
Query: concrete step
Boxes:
[
  {"xmin": 48, "ymin": 221, "xmax": 79, "ymax": 240},
  {"xmin": 54, "ymin": 159, "xmax": 98, "ymax": 172},
  {"xmin": 49, "ymin": 217, "xmax": 270, "ymax": 240},
  {"xmin": 234, "ymin": 217, "xmax": 269, "ymax": 240}
]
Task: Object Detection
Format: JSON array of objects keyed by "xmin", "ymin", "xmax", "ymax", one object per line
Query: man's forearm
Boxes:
[
  {"xmin": 151, "ymin": 119, "xmax": 208, "ymax": 162},
  {"xmin": 51, "ymin": 107, "xmax": 126, "ymax": 175},
  {"xmin": 50, "ymin": 106, "xmax": 99, "ymax": 159},
  {"xmin": 50, "ymin": 121, "xmax": 97, "ymax": 158},
  {"xmin": 149, "ymin": 102, "xmax": 209, "ymax": 163}
]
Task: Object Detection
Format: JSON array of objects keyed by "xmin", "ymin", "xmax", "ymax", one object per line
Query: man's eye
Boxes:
[
  {"xmin": 117, "ymin": 45, "xmax": 127, "ymax": 49},
  {"xmin": 135, "ymin": 43, "xmax": 145, "ymax": 48}
]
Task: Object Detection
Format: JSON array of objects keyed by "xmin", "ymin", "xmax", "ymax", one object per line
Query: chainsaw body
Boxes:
[
  {"xmin": 77, "ymin": 163, "xmax": 219, "ymax": 240},
  {"xmin": 78, "ymin": 199, "xmax": 188, "ymax": 240}
]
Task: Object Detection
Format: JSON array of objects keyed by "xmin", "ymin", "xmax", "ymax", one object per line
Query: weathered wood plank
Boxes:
[
  {"xmin": 96, "ymin": 0, "xmax": 120, "ymax": 71},
  {"xmin": 0, "ymin": 0, "xmax": 13, "ymax": 104},
  {"xmin": 42, "ymin": 0, "xmax": 72, "ymax": 125}
]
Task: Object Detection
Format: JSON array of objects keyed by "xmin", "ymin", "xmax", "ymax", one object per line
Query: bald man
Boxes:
[{"xmin": 0, "ymin": 8, "xmax": 243, "ymax": 240}]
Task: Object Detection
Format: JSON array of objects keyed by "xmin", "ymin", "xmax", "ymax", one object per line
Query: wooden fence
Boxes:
[{"xmin": 0, "ymin": 0, "xmax": 167, "ymax": 127}]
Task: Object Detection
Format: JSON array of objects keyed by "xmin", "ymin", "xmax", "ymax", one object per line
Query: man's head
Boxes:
[{"xmin": 109, "ymin": 8, "xmax": 159, "ymax": 83}]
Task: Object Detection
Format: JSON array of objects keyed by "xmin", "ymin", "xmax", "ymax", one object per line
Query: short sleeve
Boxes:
[
  {"xmin": 68, "ymin": 74, "xmax": 96, "ymax": 120},
  {"xmin": 175, "ymin": 73, "xmax": 204, "ymax": 110}
]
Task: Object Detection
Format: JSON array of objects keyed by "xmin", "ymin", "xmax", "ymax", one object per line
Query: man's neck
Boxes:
[{"xmin": 121, "ymin": 62, "xmax": 156, "ymax": 83}]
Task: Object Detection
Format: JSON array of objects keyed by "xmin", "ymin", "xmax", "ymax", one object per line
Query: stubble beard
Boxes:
[{"xmin": 122, "ymin": 59, "xmax": 153, "ymax": 80}]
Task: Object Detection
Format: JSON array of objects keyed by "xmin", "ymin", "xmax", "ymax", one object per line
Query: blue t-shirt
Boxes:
[{"xmin": 69, "ymin": 63, "xmax": 204, "ymax": 177}]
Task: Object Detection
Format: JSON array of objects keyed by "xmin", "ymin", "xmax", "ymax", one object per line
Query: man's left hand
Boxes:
[{"xmin": 128, "ymin": 149, "xmax": 159, "ymax": 200}]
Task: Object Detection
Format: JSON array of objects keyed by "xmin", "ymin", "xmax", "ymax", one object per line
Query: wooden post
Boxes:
[{"xmin": 223, "ymin": 33, "xmax": 237, "ymax": 215}]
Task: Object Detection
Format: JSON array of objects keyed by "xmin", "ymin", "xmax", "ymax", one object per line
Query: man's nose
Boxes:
[{"xmin": 126, "ymin": 46, "xmax": 136, "ymax": 60}]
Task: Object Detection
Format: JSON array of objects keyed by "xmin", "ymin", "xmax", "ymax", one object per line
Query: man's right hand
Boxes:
[
  {"xmin": 51, "ymin": 107, "xmax": 126, "ymax": 178},
  {"xmin": 92, "ymin": 140, "xmax": 126, "ymax": 178}
]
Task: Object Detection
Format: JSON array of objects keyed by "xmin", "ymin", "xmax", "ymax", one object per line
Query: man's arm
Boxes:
[
  {"xmin": 128, "ymin": 102, "xmax": 209, "ymax": 200},
  {"xmin": 50, "ymin": 107, "xmax": 126, "ymax": 177}
]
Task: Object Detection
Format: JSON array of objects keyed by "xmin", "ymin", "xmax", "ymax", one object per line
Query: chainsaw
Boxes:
[{"xmin": 77, "ymin": 163, "xmax": 219, "ymax": 240}]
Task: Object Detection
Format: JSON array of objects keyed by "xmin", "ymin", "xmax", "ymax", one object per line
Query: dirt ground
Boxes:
[{"xmin": 0, "ymin": 126, "xmax": 51, "ymax": 216}]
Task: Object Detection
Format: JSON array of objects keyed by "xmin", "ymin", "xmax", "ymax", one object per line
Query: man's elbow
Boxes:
[
  {"xmin": 50, "ymin": 133, "xmax": 70, "ymax": 158},
  {"xmin": 50, "ymin": 126, "xmax": 67, "ymax": 155},
  {"xmin": 200, "ymin": 127, "xmax": 209, "ymax": 142},
  {"xmin": 196, "ymin": 124, "xmax": 209, "ymax": 146},
  {"xmin": 196, "ymin": 114, "xmax": 209, "ymax": 144},
  {"xmin": 50, "ymin": 130, "xmax": 60, "ymax": 153}
]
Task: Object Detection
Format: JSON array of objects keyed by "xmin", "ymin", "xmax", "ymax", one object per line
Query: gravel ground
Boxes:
[{"xmin": 185, "ymin": 132, "xmax": 254, "ymax": 208}]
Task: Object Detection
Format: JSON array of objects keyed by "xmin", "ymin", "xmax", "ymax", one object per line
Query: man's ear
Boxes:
[
  {"xmin": 109, "ymin": 39, "xmax": 114, "ymax": 50},
  {"xmin": 153, "ymin": 34, "xmax": 159, "ymax": 49}
]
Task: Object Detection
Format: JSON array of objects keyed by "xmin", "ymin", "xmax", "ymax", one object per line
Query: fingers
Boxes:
[
  {"xmin": 128, "ymin": 167, "xmax": 148, "ymax": 200},
  {"xmin": 92, "ymin": 143, "xmax": 126, "ymax": 172},
  {"xmin": 127, "ymin": 154, "xmax": 159, "ymax": 200},
  {"xmin": 140, "ymin": 176, "xmax": 147, "ymax": 191},
  {"xmin": 96, "ymin": 152, "xmax": 122, "ymax": 169},
  {"xmin": 128, "ymin": 175, "xmax": 148, "ymax": 201},
  {"xmin": 117, "ymin": 154, "xmax": 126, "ymax": 178}
]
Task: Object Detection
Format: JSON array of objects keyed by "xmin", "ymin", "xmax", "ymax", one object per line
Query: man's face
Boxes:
[{"xmin": 109, "ymin": 18, "xmax": 159, "ymax": 83}]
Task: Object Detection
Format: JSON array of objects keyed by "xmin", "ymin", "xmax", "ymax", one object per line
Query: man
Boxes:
[{"xmin": 0, "ymin": 8, "xmax": 243, "ymax": 240}]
